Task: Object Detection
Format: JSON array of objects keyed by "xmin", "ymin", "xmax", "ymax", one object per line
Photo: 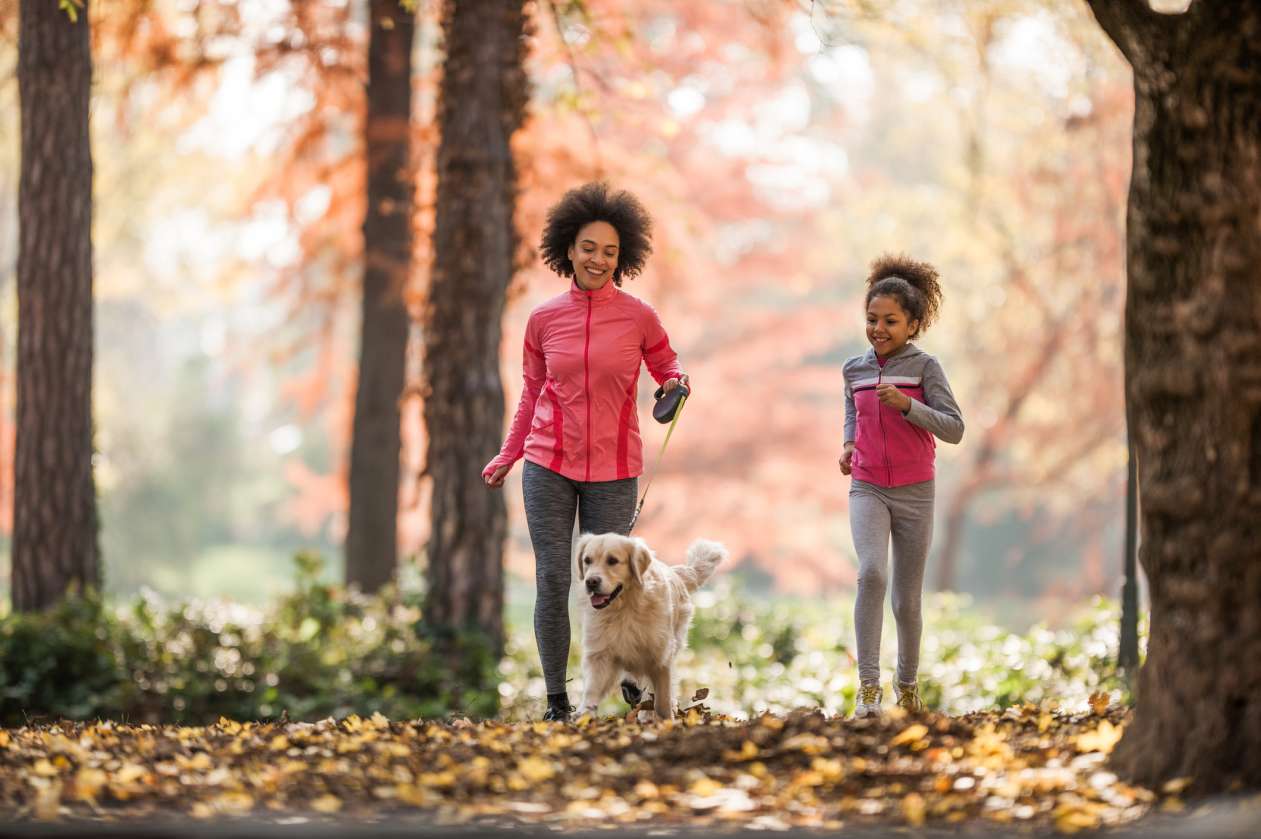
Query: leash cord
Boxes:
[{"xmin": 626, "ymin": 393, "xmax": 687, "ymax": 534}]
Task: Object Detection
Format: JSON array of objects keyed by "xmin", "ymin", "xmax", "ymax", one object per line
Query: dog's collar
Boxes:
[{"xmin": 591, "ymin": 584, "xmax": 624, "ymax": 610}]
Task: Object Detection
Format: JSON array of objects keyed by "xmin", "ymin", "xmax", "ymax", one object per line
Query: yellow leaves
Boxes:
[
  {"xmin": 515, "ymin": 756, "xmax": 556, "ymax": 784},
  {"xmin": 31, "ymin": 759, "xmax": 61, "ymax": 777},
  {"xmin": 890, "ymin": 723, "xmax": 929, "ymax": 748},
  {"xmin": 0, "ymin": 707, "xmax": 1155, "ymax": 831},
  {"xmin": 1074, "ymin": 720, "xmax": 1124, "ymax": 755},
  {"xmin": 902, "ymin": 792, "xmax": 926, "ymax": 826},
  {"xmin": 722, "ymin": 740, "xmax": 759, "ymax": 762},
  {"xmin": 310, "ymin": 794, "xmax": 343, "ymax": 813},
  {"xmin": 72, "ymin": 767, "xmax": 108, "ymax": 803},
  {"xmin": 1088, "ymin": 692, "xmax": 1111, "ymax": 715}
]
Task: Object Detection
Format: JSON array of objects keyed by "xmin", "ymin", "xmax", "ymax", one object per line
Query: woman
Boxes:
[{"xmin": 482, "ymin": 182, "xmax": 689, "ymax": 721}]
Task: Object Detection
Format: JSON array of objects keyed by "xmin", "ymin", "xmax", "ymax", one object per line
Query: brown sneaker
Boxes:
[
  {"xmin": 854, "ymin": 681, "xmax": 883, "ymax": 718},
  {"xmin": 893, "ymin": 681, "xmax": 923, "ymax": 712}
]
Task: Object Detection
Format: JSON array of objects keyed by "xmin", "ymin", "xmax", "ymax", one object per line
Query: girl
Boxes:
[
  {"xmin": 482, "ymin": 182, "xmax": 689, "ymax": 722},
  {"xmin": 838, "ymin": 254, "xmax": 964, "ymax": 717}
]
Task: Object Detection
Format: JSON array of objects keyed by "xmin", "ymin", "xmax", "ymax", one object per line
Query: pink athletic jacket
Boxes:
[
  {"xmin": 483, "ymin": 280, "xmax": 685, "ymax": 483},
  {"xmin": 843, "ymin": 343, "xmax": 964, "ymax": 488}
]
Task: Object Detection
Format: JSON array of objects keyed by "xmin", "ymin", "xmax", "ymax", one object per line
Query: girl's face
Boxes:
[
  {"xmin": 568, "ymin": 221, "xmax": 620, "ymax": 290},
  {"xmin": 866, "ymin": 294, "xmax": 919, "ymax": 358}
]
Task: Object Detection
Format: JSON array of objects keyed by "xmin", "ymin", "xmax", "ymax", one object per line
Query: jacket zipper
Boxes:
[
  {"xmin": 877, "ymin": 361, "xmax": 892, "ymax": 486},
  {"xmin": 583, "ymin": 291, "xmax": 593, "ymax": 481}
]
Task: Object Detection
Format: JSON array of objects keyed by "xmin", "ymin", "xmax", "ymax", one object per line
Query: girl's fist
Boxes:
[{"xmin": 876, "ymin": 383, "xmax": 911, "ymax": 413}]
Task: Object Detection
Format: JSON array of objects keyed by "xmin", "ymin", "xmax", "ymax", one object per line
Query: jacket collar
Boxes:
[
  {"xmin": 569, "ymin": 279, "xmax": 619, "ymax": 304},
  {"xmin": 864, "ymin": 342, "xmax": 921, "ymax": 365}
]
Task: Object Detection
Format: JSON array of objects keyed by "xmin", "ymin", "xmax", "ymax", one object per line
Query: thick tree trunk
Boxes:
[
  {"xmin": 345, "ymin": 0, "xmax": 415, "ymax": 593},
  {"xmin": 1087, "ymin": 0, "xmax": 1261, "ymax": 791},
  {"xmin": 12, "ymin": 0, "xmax": 100, "ymax": 611},
  {"xmin": 422, "ymin": 0, "xmax": 528, "ymax": 654}
]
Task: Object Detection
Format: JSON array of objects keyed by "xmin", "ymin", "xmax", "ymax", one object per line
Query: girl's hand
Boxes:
[
  {"xmin": 484, "ymin": 464, "xmax": 510, "ymax": 488},
  {"xmin": 838, "ymin": 443, "xmax": 855, "ymax": 475},
  {"xmin": 662, "ymin": 373, "xmax": 690, "ymax": 393},
  {"xmin": 876, "ymin": 383, "xmax": 911, "ymax": 413}
]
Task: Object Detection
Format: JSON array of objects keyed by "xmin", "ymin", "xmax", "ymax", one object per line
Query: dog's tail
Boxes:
[{"xmin": 674, "ymin": 539, "xmax": 726, "ymax": 593}]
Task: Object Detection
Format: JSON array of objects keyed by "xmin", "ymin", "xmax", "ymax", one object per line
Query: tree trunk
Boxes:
[
  {"xmin": 1118, "ymin": 422, "xmax": 1140, "ymax": 673},
  {"xmin": 1086, "ymin": 0, "xmax": 1261, "ymax": 791},
  {"xmin": 422, "ymin": 0, "xmax": 528, "ymax": 655},
  {"xmin": 345, "ymin": 0, "xmax": 415, "ymax": 593},
  {"xmin": 12, "ymin": 0, "xmax": 100, "ymax": 611}
]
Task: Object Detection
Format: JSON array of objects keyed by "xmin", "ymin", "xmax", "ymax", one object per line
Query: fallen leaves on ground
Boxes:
[{"xmin": 0, "ymin": 704, "xmax": 1176, "ymax": 830}]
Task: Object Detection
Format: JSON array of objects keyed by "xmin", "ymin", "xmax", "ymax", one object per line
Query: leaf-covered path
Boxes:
[{"xmin": 0, "ymin": 703, "xmax": 1244, "ymax": 833}]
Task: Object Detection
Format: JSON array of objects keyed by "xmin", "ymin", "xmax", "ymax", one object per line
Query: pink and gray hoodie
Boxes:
[
  {"xmin": 843, "ymin": 343, "xmax": 964, "ymax": 488},
  {"xmin": 483, "ymin": 280, "xmax": 684, "ymax": 484}
]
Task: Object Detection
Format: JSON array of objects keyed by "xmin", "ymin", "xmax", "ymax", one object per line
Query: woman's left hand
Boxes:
[
  {"xmin": 876, "ymin": 383, "xmax": 911, "ymax": 412},
  {"xmin": 662, "ymin": 373, "xmax": 690, "ymax": 393}
]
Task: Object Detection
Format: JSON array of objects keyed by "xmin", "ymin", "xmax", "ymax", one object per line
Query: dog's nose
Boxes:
[{"xmin": 585, "ymin": 577, "xmax": 601, "ymax": 593}]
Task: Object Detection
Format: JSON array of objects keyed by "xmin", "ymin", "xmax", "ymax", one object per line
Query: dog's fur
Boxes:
[{"xmin": 573, "ymin": 532, "xmax": 726, "ymax": 720}]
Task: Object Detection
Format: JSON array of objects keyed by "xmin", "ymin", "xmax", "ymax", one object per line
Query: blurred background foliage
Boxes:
[{"xmin": 0, "ymin": 0, "xmax": 1147, "ymax": 718}]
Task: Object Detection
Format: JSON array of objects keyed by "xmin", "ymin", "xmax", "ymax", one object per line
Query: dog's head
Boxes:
[{"xmin": 575, "ymin": 532, "xmax": 652, "ymax": 610}]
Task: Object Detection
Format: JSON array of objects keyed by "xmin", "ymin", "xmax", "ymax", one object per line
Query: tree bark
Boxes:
[
  {"xmin": 345, "ymin": 0, "xmax": 415, "ymax": 593},
  {"xmin": 422, "ymin": 0, "xmax": 528, "ymax": 654},
  {"xmin": 1086, "ymin": 0, "xmax": 1261, "ymax": 791},
  {"xmin": 12, "ymin": 0, "xmax": 100, "ymax": 611}
]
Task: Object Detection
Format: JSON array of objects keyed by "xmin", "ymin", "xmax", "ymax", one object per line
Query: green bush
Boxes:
[
  {"xmin": 0, "ymin": 554, "xmax": 499, "ymax": 726},
  {"xmin": 1, "ymin": 562, "xmax": 1147, "ymax": 725},
  {"xmin": 497, "ymin": 577, "xmax": 1148, "ymax": 720}
]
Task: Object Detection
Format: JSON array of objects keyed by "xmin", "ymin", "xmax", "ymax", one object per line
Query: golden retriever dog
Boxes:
[{"xmin": 573, "ymin": 532, "xmax": 726, "ymax": 721}]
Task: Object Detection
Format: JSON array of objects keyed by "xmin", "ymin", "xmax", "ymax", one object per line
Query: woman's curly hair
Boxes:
[
  {"xmin": 865, "ymin": 253, "xmax": 943, "ymax": 339},
  {"xmin": 539, "ymin": 182, "xmax": 653, "ymax": 286}
]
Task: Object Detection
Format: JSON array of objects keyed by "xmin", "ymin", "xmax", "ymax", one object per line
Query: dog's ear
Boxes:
[
  {"xmin": 630, "ymin": 538, "xmax": 653, "ymax": 584},
  {"xmin": 574, "ymin": 532, "xmax": 596, "ymax": 579}
]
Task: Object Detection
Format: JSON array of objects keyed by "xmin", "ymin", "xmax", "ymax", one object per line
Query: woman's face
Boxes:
[
  {"xmin": 568, "ymin": 221, "xmax": 620, "ymax": 290},
  {"xmin": 866, "ymin": 294, "xmax": 918, "ymax": 358}
]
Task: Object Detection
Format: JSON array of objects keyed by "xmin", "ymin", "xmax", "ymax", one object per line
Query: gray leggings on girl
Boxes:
[
  {"xmin": 522, "ymin": 460, "xmax": 638, "ymax": 695},
  {"xmin": 850, "ymin": 478, "xmax": 935, "ymax": 686}
]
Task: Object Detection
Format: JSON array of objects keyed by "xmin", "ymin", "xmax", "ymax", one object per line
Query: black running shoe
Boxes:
[{"xmin": 543, "ymin": 693, "xmax": 573, "ymax": 722}]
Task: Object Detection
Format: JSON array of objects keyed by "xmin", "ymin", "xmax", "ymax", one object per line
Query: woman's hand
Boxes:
[
  {"xmin": 876, "ymin": 383, "xmax": 911, "ymax": 413},
  {"xmin": 662, "ymin": 372, "xmax": 690, "ymax": 393},
  {"xmin": 484, "ymin": 464, "xmax": 510, "ymax": 489},
  {"xmin": 838, "ymin": 443, "xmax": 855, "ymax": 476}
]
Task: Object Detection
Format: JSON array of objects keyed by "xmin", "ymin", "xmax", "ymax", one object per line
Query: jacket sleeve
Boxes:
[
  {"xmin": 641, "ymin": 304, "xmax": 686, "ymax": 388},
  {"xmin": 482, "ymin": 313, "xmax": 546, "ymax": 479},
  {"xmin": 905, "ymin": 356, "xmax": 964, "ymax": 444},
  {"xmin": 843, "ymin": 369, "xmax": 857, "ymax": 444}
]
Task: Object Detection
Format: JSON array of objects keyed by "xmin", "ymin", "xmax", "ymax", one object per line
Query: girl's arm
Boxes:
[
  {"xmin": 641, "ymin": 304, "xmax": 686, "ymax": 387},
  {"xmin": 482, "ymin": 314, "xmax": 546, "ymax": 480},
  {"xmin": 905, "ymin": 357, "xmax": 964, "ymax": 444}
]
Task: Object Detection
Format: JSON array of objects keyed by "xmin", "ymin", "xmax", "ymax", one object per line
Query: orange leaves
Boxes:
[{"xmin": 0, "ymin": 705, "xmax": 1180, "ymax": 830}]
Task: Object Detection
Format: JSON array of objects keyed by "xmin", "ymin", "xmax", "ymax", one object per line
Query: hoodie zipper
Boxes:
[
  {"xmin": 876, "ymin": 361, "xmax": 892, "ymax": 486},
  {"xmin": 583, "ymin": 291, "xmax": 593, "ymax": 481}
]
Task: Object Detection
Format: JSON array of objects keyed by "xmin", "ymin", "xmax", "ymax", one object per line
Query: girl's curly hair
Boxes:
[
  {"xmin": 539, "ymin": 182, "xmax": 653, "ymax": 286},
  {"xmin": 865, "ymin": 254, "xmax": 943, "ymax": 339}
]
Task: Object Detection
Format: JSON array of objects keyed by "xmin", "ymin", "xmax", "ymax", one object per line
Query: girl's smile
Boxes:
[{"xmin": 866, "ymin": 294, "xmax": 919, "ymax": 358}]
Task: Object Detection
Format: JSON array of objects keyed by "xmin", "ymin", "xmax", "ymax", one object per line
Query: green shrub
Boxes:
[{"xmin": 0, "ymin": 554, "xmax": 499, "ymax": 726}]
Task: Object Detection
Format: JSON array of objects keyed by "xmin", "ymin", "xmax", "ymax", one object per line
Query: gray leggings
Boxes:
[
  {"xmin": 850, "ymin": 478, "xmax": 935, "ymax": 685},
  {"xmin": 522, "ymin": 460, "xmax": 637, "ymax": 695}
]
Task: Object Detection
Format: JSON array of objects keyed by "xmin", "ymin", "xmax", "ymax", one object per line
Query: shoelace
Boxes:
[
  {"xmin": 858, "ymin": 684, "xmax": 881, "ymax": 704},
  {"xmin": 896, "ymin": 684, "xmax": 920, "ymax": 709}
]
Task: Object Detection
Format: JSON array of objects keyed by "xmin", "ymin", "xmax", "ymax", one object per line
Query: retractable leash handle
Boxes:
[{"xmin": 627, "ymin": 386, "xmax": 689, "ymax": 535}]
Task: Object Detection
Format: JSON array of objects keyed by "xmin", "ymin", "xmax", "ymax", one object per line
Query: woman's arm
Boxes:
[
  {"xmin": 483, "ymin": 315, "xmax": 546, "ymax": 485},
  {"xmin": 641, "ymin": 304, "xmax": 686, "ymax": 388}
]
